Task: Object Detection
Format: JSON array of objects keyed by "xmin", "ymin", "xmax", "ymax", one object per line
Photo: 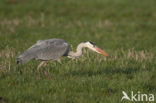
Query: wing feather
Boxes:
[{"xmin": 25, "ymin": 38, "xmax": 69, "ymax": 60}]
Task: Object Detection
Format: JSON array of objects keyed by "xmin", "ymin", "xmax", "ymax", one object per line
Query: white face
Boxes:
[
  {"xmin": 84, "ymin": 41, "xmax": 108, "ymax": 56},
  {"xmin": 85, "ymin": 42, "xmax": 100, "ymax": 53}
]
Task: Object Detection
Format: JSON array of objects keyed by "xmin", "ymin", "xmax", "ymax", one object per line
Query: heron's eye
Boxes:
[
  {"xmin": 89, "ymin": 41, "xmax": 95, "ymax": 45},
  {"xmin": 89, "ymin": 41, "xmax": 95, "ymax": 47}
]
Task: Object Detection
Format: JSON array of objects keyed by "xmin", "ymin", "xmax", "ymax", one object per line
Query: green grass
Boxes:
[{"xmin": 0, "ymin": 0, "xmax": 156, "ymax": 103}]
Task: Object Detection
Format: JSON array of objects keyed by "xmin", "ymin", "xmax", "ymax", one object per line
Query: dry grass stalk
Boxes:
[{"xmin": 0, "ymin": 48, "xmax": 15, "ymax": 58}]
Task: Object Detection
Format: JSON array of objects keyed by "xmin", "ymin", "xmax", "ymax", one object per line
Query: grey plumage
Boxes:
[
  {"xmin": 17, "ymin": 38, "xmax": 69, "ymax": 64},
  {"xmin": 17, "ymin": 38, "xmax": 108, "ymax": 78}
]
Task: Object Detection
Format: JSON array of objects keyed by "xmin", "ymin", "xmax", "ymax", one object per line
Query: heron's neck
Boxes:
[{"xmin": 68, "ymin": 43, "xmax": 86, "ymax": 58}]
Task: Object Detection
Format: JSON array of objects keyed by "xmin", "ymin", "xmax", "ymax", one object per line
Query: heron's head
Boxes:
[{"xmin": 84, "ymin": 41, "xmax": 108, "ymax": 56}]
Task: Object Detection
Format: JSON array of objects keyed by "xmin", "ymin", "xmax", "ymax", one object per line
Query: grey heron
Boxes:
[{"xmin": 17, "ymin": 38, "xmax": 108, "ymax": 78}]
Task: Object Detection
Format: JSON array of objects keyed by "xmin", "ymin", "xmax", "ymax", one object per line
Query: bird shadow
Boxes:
[
  {"xmin": 65, "ymin": 67, "xmax": 140, "ymax": 77},
  {"xmin": 0, "ymin": 97, "xmax": 8, "ymax": 103}
]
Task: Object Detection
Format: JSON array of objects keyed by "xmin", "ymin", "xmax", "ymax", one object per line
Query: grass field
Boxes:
[{"xmin": 0, "ymin": 0, "xmax": 156, "ymax": 103}]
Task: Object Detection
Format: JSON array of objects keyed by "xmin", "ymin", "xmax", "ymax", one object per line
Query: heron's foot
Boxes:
[
  {"xmin": 43, "ymin": 68, "xmax": 50, "ymax": 79},
  {"xmin": 37, "ymin": 73, "xmax": 41, "ymax": 79}
]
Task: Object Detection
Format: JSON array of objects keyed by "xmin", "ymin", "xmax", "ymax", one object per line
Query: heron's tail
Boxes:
[
  {"xmin": 17, "ymin": 52, "xmax": 35, "ymax": 64},
  {"xmin": 17, "ymin": 58, "xmax": 22, "ymax": 64}
]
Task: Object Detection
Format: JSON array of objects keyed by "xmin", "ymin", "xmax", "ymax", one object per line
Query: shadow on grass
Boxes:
[
  {"xmin": 0, "ymin": 97, "xmax": 8, "ymax": 103},
  {"xmin": 66, "ymin": 67, "xmax": 140, "ymax": 77}
]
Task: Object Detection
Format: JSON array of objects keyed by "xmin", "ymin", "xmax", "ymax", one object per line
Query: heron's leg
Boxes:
[
  {"xmin": 37, "ymin": 61, "xmax": 46, "ymax": 78},
  {"xmin": 42, "ymin": 62, "xmax": 50, "ymax": 79}
]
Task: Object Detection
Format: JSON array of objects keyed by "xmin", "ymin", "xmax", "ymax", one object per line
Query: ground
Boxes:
[{"xmin": 0, "ymin": 0, "xmax": 156, "ymax": 103}]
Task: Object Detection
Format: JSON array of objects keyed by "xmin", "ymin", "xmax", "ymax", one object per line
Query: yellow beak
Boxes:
[{"xmin": 95, "ymin": 46, "xmax": 108, "ymax": 56}]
